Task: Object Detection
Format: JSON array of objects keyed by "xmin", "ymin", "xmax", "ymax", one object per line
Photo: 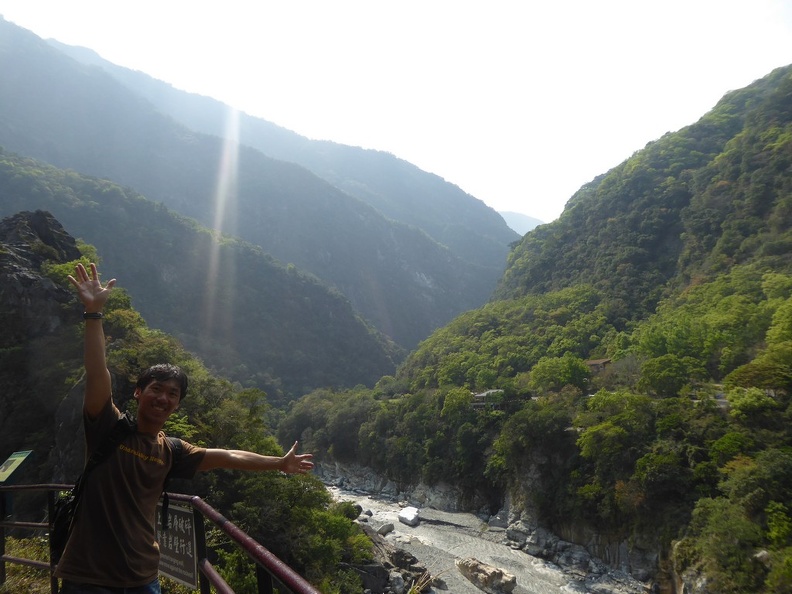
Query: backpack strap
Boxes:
[
  {"xmin": 79, "ymin": 412, "xmax": 137, "ymax": 489},
  {"xmin": 65, "ymin": 412, "xmax": 138, "ymax": 534},
  {"xmin": 160, "ymin": 437, "xmax": 184, "ymax": 531}
]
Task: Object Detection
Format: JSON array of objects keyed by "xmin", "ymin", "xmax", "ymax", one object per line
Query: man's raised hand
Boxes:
[{"xmin": 68, "ymin": 263, "xmax": 116, "ymax": 312}]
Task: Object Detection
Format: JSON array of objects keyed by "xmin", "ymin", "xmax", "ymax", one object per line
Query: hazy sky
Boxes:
[{"xmin": 2, "ymin": 1, "xmax": 791, "ymax": 223}]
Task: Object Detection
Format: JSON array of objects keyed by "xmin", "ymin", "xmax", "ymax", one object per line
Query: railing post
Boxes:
[
  {"xmin": 193, "ymin": 504, "xmax": 211, "ymax": 594},
  {"xmin": 3, "ymin": 487, "xmax": 321, "ymax": 594},
  {"xmin": 256, "ymin": 563, "xmax": 274, "ymax": 594},
  {"xmin": 48, "ymin": 490, "xmax": 58, "ymax": 594},
  {"xmin": 1, "ymin": 491, "xmax": 7, "ymax": 588}
]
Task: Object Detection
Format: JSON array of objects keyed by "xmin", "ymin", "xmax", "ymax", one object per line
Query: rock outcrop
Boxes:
[
  {"xmin": 322, "ymin": 459, "xmax": 660, "ymax": 591},
  {"xmin": 0, "ymin": 210, "xmax": 87, "ymax": 487},
  {"xmin": 504, "ymin": 518, "xmax": 659, "ymax": 584},
  {"xmin": 352, "ymin": 523, "xmax": 433, "ymax": 594},
  {"xmin": 315, "ymin": 460, "xmax": 490, "ymax": 512},
  {"xmin": 455, "ymin": 557, "xmax": 516, "ymax": 594},
  {"xmin": 0, "ymin": 210, "xmax": 82, "ymax": 341}
]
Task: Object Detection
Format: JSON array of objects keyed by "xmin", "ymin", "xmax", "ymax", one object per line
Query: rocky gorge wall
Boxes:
[{"xmin": 316, "ymin": 459, "xmax": 668, "ymax": 591}]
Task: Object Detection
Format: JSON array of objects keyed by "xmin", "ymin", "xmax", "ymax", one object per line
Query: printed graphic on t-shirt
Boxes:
[{"xmin": 118, "ymin": 443, "xmax": 167, "ymax": 466}]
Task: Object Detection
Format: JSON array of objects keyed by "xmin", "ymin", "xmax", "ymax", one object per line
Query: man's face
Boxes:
[{"xmin": 135, "ymin": 378, "xmax": 181, "ymax": 429}]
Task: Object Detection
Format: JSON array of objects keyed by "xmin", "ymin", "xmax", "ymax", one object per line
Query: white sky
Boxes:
[{"xmin": 1, "ymin": 1, "xmax": 792, "ymax": 223}]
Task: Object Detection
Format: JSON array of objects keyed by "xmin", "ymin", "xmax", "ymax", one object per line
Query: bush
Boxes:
[{"xmin": 0, "ymin": 537, "xmax": 50, "ymax": 594}]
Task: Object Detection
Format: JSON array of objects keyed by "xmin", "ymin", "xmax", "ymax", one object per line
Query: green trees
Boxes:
[
  {"xmin": 638, "ymin": 354, "xmax": 705, "ymax": 396},
  {"xmin": 529, "ymin": 353, "xmax": 590, "ymax": 393},
  {"xmin": 0, "ymin": 150, "xmax": 402, "ymax": 403},
  {"xmin": 572, "ymin": 391, "xmax": 655, "ymax": 525},
  {"xmin": 272, "ymin": 64, "xmax": 792, "ymax": 591},
  {"xmin": 489, "ymin": 397, "xmax": 577, "ymax": 519},
  {"xmin": 11, "ymin": 61, "xmax": 792, "ymax": 592},
  {"xmin": 399, "ymin": 285, "xmax": 614, "ymax": 393},
  {"xmin": 217, "ymin": 469, "xmax": 372, "ymax": 592},
  {"xmin": 631, "ymin": 266, "xmax": 775, "ymax": 381},
  {"xmin": 682, "ymin": 497, "xmax": 764, "ymax": 593},
  {"xmin": 273, "ymin": 256, "xmax": 792, "ymax": 590},
  {"xmin": 726, "ymin": 387, "xmax": 781, "ymax": 425},
  {"xmin": 672, "ymin": 448, "xmax": 792, "ymax": 592}
]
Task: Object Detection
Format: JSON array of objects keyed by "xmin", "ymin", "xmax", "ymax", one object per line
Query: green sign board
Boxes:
[{"xmin": 0, "ymin": 450, "xmax": 32, "ymax": 483}]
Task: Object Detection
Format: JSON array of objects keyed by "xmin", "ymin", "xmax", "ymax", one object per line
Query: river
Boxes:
[{"xmin": 329, "ymin": 488, "xmax": 649, "ymax": 594}]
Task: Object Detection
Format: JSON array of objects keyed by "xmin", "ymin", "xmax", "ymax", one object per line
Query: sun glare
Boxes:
[{"xmin": 202, "ymin": 106, "xmax": 240, "ymax": 335}]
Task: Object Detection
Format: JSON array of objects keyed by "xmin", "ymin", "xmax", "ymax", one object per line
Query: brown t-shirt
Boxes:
[{"xmin": 55, "ymin": 399, "xmax": 206, "ymax": 587}]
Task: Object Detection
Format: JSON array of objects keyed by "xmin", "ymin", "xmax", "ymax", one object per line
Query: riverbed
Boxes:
[{"xmin": 329, "ymin": 487, "xmax": 649, "ymax": 594}]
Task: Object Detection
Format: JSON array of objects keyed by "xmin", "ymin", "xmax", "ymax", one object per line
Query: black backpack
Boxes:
[{"xmin": 50, "ymin": 413, "xmax": 182, "ymax": 564}]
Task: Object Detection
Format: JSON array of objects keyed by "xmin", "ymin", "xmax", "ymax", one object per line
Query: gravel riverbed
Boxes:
[{"xmin": 329, "ymin": 487, "xmax": 649, "ymax": 594}]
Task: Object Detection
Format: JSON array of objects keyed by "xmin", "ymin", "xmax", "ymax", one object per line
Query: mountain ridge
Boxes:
[
  {"xmin": 495, "ymin": 64, "xmax": 792, "ymax": 321},
  {"xmin": 45, "ymin": 37, "xmax": 520, "ymax": 270},
  {"xmin": 0, "ymin": 151, "xmax": 401, "ymax": 400},
  {"xmin": 275, "ymin": 62, "xmax": 792, "ymax": 592},
  {"xmin": 0, "ymin": 17, "xmax": 508, "ymax": 350},
  {"xmin": 498, "ymin": 211, "xmax": 543, "ymax": 235}
]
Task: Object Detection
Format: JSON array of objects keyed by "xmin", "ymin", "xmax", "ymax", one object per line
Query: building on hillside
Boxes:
[
  {"xmin": 585, "ymin": 358, "xmax": 612, "ymax": 373},
  {"xmin": 471, "ymin": 389, "xmax": 504, "ymax": 410}
]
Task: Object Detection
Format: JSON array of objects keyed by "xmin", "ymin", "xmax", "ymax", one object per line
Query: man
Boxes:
[{"xmin": 55, "ymin": 263, "xmax": 314, "ymax": 593}]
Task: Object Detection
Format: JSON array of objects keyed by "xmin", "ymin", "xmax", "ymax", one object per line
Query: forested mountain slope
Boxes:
[
  {"xmin": 496, "ymin": 64, "xmax": 792, "ymax": 325},
  {"xmin": 280, "ymin": 64, "xmax": 792, "ymax": 593},
  {"xmin": 0, "ymin": 210, "xmax": 371, "ymax": 592},
  {"xmin": 0, "ymin": 153, "xmax": 400, "ymax": 401},
  {"xmin": 0, "ymin": 17, "xmax": 503, "ymax": 349},
  {"xmin": 48, "ymin": 38, "xmax": 519, "ymax": 272}
]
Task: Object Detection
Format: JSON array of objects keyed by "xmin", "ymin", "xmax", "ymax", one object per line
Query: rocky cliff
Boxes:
[
  {"xmin": 316, "ymin": 459, "xmax": 665, "ymax": 591},
  {"xmin": 0, "ymin": 210, "xmax": 86, "ymax": 490}
]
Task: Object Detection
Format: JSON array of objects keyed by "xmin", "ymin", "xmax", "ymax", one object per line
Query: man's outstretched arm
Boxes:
[
  {"xmin": 68, "ymin": 263, "xmax": 117, "ymax": 420},
  {"xmin": 198, "ymin": 441, "xmax": 314, "ymax": 474}
]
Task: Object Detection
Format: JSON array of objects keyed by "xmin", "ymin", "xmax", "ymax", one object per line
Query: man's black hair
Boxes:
[{"xmin": 135, "ymin": 364, "xmax": 189, "ymax": 401}]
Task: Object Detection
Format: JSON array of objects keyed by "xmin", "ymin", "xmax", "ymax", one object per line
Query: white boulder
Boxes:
[{"xmin": 398, "ymin": 506, "xmax": 420, "ymax": 527}]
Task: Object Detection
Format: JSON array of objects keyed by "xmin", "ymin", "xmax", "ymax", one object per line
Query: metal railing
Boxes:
[{"xmin": 0, "ymin": 484, "xmax": 321, "ymax": 594}]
